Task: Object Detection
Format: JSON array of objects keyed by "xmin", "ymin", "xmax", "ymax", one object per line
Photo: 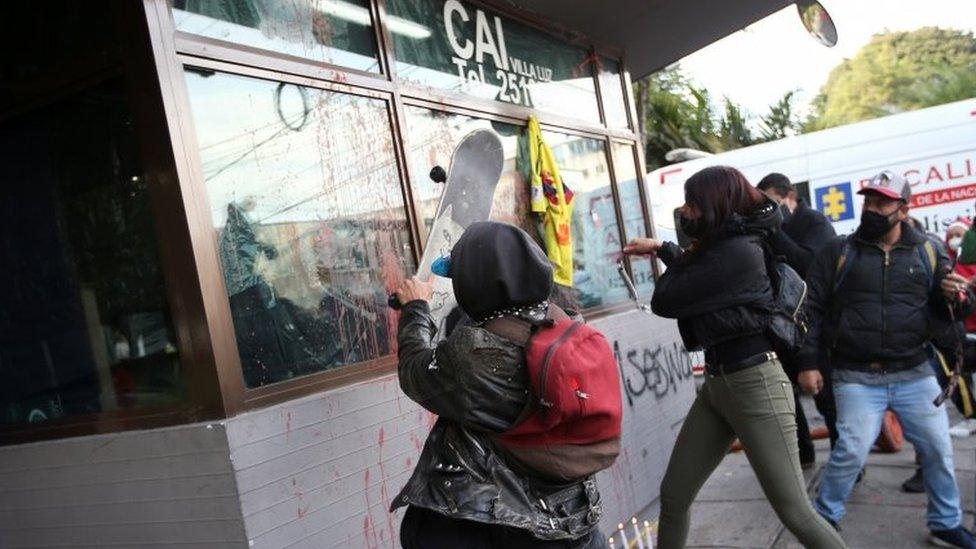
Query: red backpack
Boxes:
[{"xmin": 485, "ymin": 307, "xmax": 622, "ymax": 481}]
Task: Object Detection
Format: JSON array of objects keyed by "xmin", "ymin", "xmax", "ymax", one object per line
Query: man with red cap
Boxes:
[{"xmin": 798, "ymin": 171, "xmax": 976, "ymax": 547}]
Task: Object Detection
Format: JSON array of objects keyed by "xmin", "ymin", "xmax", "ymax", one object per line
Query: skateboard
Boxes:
[{"xmin": 390, "ymin": 129, "xmax": 505, "ymax": 340}]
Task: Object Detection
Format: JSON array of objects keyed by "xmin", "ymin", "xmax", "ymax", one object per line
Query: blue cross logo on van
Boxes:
[{"xmin": 815, "ymin": 182, "xmax": 855, "ymax": 222}]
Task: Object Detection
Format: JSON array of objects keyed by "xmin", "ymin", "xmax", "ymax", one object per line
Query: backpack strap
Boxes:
[
  {"xmin": 917, "ymin": 240, "xmax": 938, "ymax": 292},
  {"xmin": 832, "ymin": 237, "xmax": 857, "ymax": 293},
  {"xmin": 483, "ymin": 304, "xmax": 570, "ymax": 346}
]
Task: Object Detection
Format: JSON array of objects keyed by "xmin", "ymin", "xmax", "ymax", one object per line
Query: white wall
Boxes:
[{"xmin": 0, "ymin": 422, "xmax": 247, "ymax": 548}]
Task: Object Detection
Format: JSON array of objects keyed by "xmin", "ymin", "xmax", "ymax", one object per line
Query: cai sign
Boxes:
[
  {"xmin": 442, "ymin": 0, "xmax": 553, "ymax": 106},
  {"xmin": 387, "ymin": 0, "xmax": 602, "ymax": 121}
]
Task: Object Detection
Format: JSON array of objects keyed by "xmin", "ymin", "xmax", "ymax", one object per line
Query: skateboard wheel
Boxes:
[{"xmin": 429, "ymin": 166, "xmax": 447, "ymax": 183}]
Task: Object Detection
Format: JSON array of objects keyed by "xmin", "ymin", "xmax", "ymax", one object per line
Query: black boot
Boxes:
[{"xmin": 902, "ymin": 468, "xmax": 924, "ymax": 493}]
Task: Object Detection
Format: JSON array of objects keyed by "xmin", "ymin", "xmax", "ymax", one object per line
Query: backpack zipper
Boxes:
[{"xmin": 537, "ymin": 322, "xmax": 583, "ymax": 410}]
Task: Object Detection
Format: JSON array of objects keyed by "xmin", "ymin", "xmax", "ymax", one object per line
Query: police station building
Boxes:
[{"xmin": 0, "ymin": 1, "xmax": 792, "ymax": 546}]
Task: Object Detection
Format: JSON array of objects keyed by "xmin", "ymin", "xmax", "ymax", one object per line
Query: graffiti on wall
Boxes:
[{"xmin": 614, "ymin": 340, "xmax": 698, "ymax": 407}]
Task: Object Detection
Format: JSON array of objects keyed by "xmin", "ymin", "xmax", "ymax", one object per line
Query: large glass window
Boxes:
[
  {"xmin": 403, "ymin": 109, "xmax": 640, "ymax": 311},
  {"xmin": 402, "ymin": 106, "xmax": 531, "ymax": 243},
  {"xmin": 172, "ymin": 0, "xmax": 382, "ymax": 73},
  {"xmin": 387, "ymin": 0, "xmax": 600, "ymax": 122},
  {"xmin": 612, "ymin": 142, "xmax": 654, "ymax": 295},
  {"xmin": 545, "ymin": 132, "xmax": 630, "ymax": 308},
  {"xmin": 183, "ymin": 70, "xmax": 414, "ymax": 389},
  {"xmin": 0, "ymin": 79, "xmax": 185, "ymax": 424}
]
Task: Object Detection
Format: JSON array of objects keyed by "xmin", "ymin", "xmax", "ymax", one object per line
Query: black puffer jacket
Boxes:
[
  {"xmin": 651, "ymin": 199, "xmax": 780, "ymax": 351},
  {"xmin": 390, "ymin": 301, "xmax": 603, "ymax": 541},
  {"xmin": 768, "ymin": 199, "xmax": 836, "ymax": 278},
  {"xmin": 798, "ymin": 222, "xmax": 974, "ymax": 372}
]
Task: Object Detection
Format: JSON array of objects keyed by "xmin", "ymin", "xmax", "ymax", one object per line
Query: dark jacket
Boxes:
[
  {"xmin": 390, "ymin": 301, "xmax": 603, "ymax": 541},
  {"xmin": 798, "ymin": 222, "xmax": 974, "ymax": 372},
  {"xmin": 651, "ymin": 199, "xmax": 780, "ymax": 352},
  {"xmin": 768, "ymin": 200, "xmax": 836, "ymax": 278}
]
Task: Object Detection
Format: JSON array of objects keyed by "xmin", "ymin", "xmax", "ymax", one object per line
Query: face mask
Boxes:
[
  {"xmin": 949, "ymin": 237, "xmax": 963, "ymax": 251},
  {"xmin": 679, "ymin": 214, "xmax": 705, "ymax": 239},
  {"xmin": 858, "ymin": 210, "xmax": 898, "ymax": 241},
  {"xmin": 779, "ymin": 203, "xmax": 793, "ymax": 224}
]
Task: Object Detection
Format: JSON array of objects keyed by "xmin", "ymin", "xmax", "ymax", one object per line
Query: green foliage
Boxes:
[
  {"xmin": 634, "ymin": 67, "xmax": 800, "ymax": 170},
  {"xmin": 807, "ymin": 27, "xmax": 976, "ymax": 130},
  {"xmin": 634, "ymin": 27, "xmax": 976, "ymax": 170},
  {"xmin": 759, "ymin": 90, "xmax": 801, "ymax": 142}
]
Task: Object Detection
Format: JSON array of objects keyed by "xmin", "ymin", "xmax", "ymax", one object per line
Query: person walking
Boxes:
[
  {"xmin": 625, "ymin": 166, "xmax": 846, "ymax": 549},
  {"xmin": 758, "ymin": 172, "xmax": 837, "ymax": 466},
  {"xmin": 798, "ymin": 171, "xmax": 976, "ymax": 548}
]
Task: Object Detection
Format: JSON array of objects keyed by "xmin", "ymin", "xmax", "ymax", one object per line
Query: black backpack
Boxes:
[{"xmin": 763, "ymin": 251, "xmax": 809, "ymax": 354}]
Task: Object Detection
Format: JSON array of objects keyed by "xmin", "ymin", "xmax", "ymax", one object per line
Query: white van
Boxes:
[{"xmin": 647, "ymin": 98, "xmax": 976, "ymax": 241}]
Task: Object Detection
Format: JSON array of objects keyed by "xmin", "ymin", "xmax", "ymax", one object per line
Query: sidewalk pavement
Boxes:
[{"xmin": 639, "ymin": 396, "xmax": 976, "ymax": 548}]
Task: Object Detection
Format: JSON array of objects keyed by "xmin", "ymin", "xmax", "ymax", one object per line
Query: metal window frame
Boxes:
[{"xmin": 3, "ymin": 0, "xmax": 659, "ymax": 443}]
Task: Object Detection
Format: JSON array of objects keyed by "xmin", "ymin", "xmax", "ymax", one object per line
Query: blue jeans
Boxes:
[{"xmin": 814, "ymin": 375, "xmax": 961, "ymax": 530}]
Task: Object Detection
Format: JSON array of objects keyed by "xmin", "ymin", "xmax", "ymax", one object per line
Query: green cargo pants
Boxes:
[{"xmin": 657, "ymin": 359, "xmax": 847, "ymax": 549}]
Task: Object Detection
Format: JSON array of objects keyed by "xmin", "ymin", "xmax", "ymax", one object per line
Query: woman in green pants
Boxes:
[{"xmin": 624, "ymin": 166, "xmax": 846, "ymax": 549}]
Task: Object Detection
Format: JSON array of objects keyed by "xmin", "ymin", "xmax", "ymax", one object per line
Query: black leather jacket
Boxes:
[{"xmin": 390, "ymin": 301, "xmax": 603, "ymax": 540}]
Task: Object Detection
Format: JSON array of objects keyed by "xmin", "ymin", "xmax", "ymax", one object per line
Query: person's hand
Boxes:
[
  {"xmin": 623, "ymin": 238, "xmax": 664, "ymax": 256},
  {"xmin": 395, "ymin": 276, "xmax": 433, "ymax": 305},
  {"xmin": 941, "ymin": 273, "xmax": 970, "ymax": 303},
  {"xmin": 798, "ymin": 370, "xmax": 824, "ymax": 395}
]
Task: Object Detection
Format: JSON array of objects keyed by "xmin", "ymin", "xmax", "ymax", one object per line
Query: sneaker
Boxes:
[
  {"xmin": 902, "ymin": 468, "xmax": 925, "ymax": 493},
  {"xmin": 949, "ymin": 419, "xmax": 976, "ymax": 438},
  {"xmin": 930, "ymin": 526, "xmax": 976, "ymax": 548}
]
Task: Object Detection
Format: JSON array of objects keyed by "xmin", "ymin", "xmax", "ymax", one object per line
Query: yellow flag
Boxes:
[{"xmin": 520, "ymin": 116, "xmax": 574, "ymax": 286}]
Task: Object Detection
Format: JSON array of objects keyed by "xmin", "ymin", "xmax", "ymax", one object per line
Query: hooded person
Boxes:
[{"xmin": 391, "ymin": 221, "xmax": 608, "ymax": 549}]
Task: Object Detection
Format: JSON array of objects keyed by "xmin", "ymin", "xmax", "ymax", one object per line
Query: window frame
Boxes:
[{"xmin": 2, "ymin": 0, "xmax": 659, "ymax": 443}]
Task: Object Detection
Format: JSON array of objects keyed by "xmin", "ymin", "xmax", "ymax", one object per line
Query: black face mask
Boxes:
[
  {"xmin": 779, "ymin": 203, "xmax": 793, "ymax": 225},
  {"xmin": 859, "ymin": 210, "xmax": 899, "ymax": 241},
  {"xmin": 679, "ymin": 214, "xmax": 705, "ymax": 239}
]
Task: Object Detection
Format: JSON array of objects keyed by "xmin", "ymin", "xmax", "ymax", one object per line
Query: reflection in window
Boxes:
[
  {"xmin": 184, "ymin": 71, "xmax": 414, "ymax": 388},
  {"xmin": 599, "ymin": 58, "xmax": 630, "ymax": 129},
  {"xmin": 172, "ymin": 0, "xmax": 381, "ymax": 73},
  {"xmin": 387, "ymin": 0, "xmax": 600, "ymax": 122},
  {"xmin": 612, "ymin": 143, "xmax": 654, "ymax": 295},
  {"xmin": 544, "ymin": 132, "xmax": 630, "ymax": 309},
  {"xmin": 0, "ymin": 79, "xmax": 185, "ymax": 424},
  {"xmin": 402, "ymin": 107, "xmax": 531, "ymax": 243}
]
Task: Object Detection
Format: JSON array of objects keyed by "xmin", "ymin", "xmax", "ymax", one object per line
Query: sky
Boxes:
[{"xmin": 677, "ymin": 0, "xmax": 976, "ymax": 119}]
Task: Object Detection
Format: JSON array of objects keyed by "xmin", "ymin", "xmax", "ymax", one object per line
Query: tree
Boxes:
[
  {"xmin": 635, "ymin": 67, "xmax": 722, "ymax": 170},
  {"xmin": 634, "ymin": 66, "xmax": 801, "ymax": 170},
  {"xmin": 718, "ymin": 98, "xmax": 753, "ymax": 150},
  {"xmin": 807, "ymin": 27, "xmax": 976, "ymax": 130},
  {"xmin": 758, "ymin": 90, "xmax": 801, "ymax": 142}
]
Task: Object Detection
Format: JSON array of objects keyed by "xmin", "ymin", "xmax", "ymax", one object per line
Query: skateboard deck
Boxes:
[{"xmin": 415, "ymin": 129, "xmax": 504, "ymax": 339}]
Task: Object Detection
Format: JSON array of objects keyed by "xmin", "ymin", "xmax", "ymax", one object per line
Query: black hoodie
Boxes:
[
  {"xmin": 651, "ymin": 198, "xmax": 781, "ymax": 353},
  {"xmin": 449, "ymin": 221, "xmax": 553, "ymax": 321}
]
